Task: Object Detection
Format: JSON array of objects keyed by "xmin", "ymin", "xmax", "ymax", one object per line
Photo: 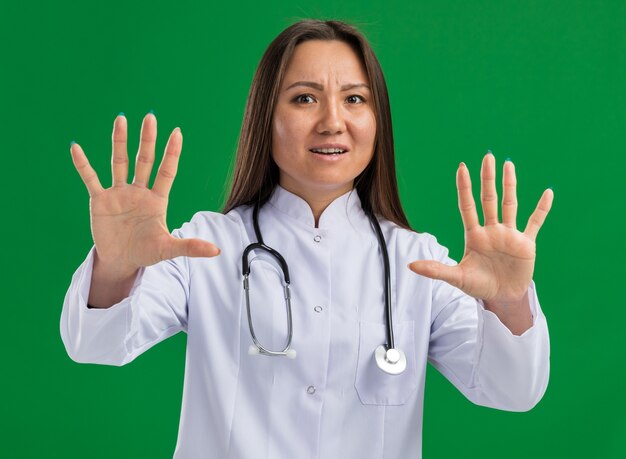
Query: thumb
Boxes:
[
  {"xmin": 408, "ymin": 260, "xmax": 463, "ymax": 289},
  {"xmin": 164, "ymin": 237, "xmax": 221, "ymax": 260}
]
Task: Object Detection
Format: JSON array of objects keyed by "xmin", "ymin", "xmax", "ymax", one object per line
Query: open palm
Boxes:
[
  {"xmin": 409, "ymin": 153, "xmax": 553, "ymax": 305},
  {"xmin": 70, "ymin": 113, "xmax": 220, "ymax": 274}
]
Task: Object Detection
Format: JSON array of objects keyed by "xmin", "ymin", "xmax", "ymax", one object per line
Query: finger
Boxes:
[
  {"xmin": 132, "ymin": 112, "xmax": 157, "ymax": 188},
  {"xmin": 111, "ymin": 113, "xmax": 128, "ymax": 186},
  {"xmin": 152, "ymin": 128, "xmax": 182, "ymax": 198},
  {"xmin": 162, "ymin": 237, "xmax": 221, "ymax": 260},
  {"xmin": 408, "ymin": 260, "xmax": 463, "ymax": 290},
  {"xmin": 70, "ymin": 142, "xmax": 104, "ymax": 197},
  {"xmin": 481, "ymin": 152, "xmax": 498, "ymax": 225},
  {"xmin": 523, "ymin": 188, "xmax": 554, "ymax": 241},
  {"xmin": 501, "ymin": 159, "xmax": 518, "ymax": 228},
  {"xmin": 457, "ymin": 162, "xmax": 480, "ymax": 231}
]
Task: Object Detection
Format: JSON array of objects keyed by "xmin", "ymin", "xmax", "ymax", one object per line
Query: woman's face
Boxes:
[{"xmin": 272, "ymin": 40, "xmax": 376, "ymax": 200}]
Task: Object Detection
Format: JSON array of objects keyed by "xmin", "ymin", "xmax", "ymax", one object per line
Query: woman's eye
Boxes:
[
  {"xmin": 346, "ymin": 95, "xmax": 365, "ymax": 104},
  {"xmin": 294, "ymin": 94, "xmax": 316, "ymax": 104},
  {"xmin": 292, "ymin": 94, "xmax": 365, "ymax": 105}
]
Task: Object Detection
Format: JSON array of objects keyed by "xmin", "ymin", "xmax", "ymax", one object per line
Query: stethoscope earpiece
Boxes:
[
  {"xmin": 248, "ymin": 344, "xmax": 297, "ymax": 359},
  {"xmin": 248, "ymin": 344, "xmax": 260, "ymax": 356},
  {"xmin": 285, "ymin": 349, "xmax": 297, "ymax": 359}
]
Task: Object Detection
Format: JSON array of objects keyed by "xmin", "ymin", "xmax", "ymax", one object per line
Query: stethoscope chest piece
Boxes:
[{"xmin": 374, "ymin": 345, "xmax": 407, "ymax": 375}]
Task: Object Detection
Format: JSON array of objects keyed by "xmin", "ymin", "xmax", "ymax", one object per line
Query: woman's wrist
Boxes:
[
  {"xmin": 483, "ymin": 291, "xmax": 533, "ymax": 336},
  {"xmin": 88, "ymin": 252, "xmax": 140, "ymax": 308}
]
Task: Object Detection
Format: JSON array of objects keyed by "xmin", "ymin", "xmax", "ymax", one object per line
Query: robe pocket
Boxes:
[{"xmin": 354, "ymin": 320, "xmax": 418, "ymax": 405}]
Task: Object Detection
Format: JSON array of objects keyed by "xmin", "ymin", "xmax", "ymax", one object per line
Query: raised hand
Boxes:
[
  {"xmin": 408, "ymin": 153, "xmax": 553, "ymax": 333},
  {"xmin": 70, "ymin": 113, "xmax": 220, "ymax": 306}
]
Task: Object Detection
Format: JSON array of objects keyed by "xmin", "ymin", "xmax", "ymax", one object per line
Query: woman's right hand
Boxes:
[{"xmin": 70, "ymin": 113, "xmax": 220, "ymax": 305}]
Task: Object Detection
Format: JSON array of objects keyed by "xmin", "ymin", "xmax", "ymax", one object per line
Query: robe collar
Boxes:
[{"xmin": 267, "ymin": 185, "xmax": 366, "ymax": 229}]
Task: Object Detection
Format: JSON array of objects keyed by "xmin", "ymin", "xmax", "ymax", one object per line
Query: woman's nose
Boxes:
[{"xmin": 316, "ymin": 100, "xmax": 346, "ymax": 135}]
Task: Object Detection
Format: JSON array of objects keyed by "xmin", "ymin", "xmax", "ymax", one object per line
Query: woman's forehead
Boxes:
[{"xmin": 282, "ymin": 40, "xmax": 369, "ymax": 86}]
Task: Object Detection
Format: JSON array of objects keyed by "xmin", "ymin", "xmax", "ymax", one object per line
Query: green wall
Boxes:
[{"xmin": 2, "ymin": 0, "xmax": 623, "ymax": 457}]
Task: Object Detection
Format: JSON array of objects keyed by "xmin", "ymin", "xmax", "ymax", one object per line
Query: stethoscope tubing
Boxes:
[
  {"xmin": 242, "ymin": 198, "xmax": 405, "ymax": 374},
  {"xmin": 368, "ymin": 212, "xmax": 395, "ymax": 351}
]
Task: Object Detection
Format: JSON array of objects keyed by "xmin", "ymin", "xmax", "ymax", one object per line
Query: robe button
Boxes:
[
  {"xmin": 313, "ymin": 235, "xmax": 322, "ymax": 243},
  {"xmin": 314, "ymin": 305, "xmax": 323, "ymax": 313},
  {"xmin": 306, "ymin": 385, "xmax": 316, "ymax": 395}
]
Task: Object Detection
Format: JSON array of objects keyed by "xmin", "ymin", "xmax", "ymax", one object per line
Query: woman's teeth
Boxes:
[{"xmin": 310, "ymin": 148, "xmax": 346, "ymax": 154}]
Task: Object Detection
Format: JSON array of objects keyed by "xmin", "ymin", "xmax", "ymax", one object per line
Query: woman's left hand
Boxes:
[{"xmin": 408, "ymin": 153, "xmax": 553, "ymax": 334}]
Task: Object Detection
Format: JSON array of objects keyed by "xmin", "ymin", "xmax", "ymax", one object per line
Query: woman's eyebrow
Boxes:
[{"xmin": 284, "ymin": 81, "xmax": 371, "ymax": 91}]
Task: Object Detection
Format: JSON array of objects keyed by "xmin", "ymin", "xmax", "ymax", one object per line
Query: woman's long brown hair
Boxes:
[{"xmin": 223, "ymin": 19, "xmax": 411, "ymax": 230}]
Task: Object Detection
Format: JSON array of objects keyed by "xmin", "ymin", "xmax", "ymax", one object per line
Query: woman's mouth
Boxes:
[{"xmin": 309, "ymin": 147, "xmax": 348, "ymax": 155}]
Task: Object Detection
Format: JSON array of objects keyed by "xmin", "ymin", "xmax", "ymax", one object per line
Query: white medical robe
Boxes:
[{"xmin": 60, "ymin": 186, "xmax": 550, "ymax": 458}]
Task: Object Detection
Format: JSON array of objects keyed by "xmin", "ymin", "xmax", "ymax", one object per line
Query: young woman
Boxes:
[{"xmin": 62, "ymin": 19, "xmax": 553, "ymax": 458}]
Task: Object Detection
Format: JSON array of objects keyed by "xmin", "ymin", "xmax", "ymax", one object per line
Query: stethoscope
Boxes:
[{"xmin": 242, "ymin": 200, "xmax": 407, "ymax": 375}]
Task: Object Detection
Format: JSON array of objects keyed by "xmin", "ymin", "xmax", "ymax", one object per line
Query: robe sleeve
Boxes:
[
  {"xmin": 60, "ymin": 230, "xmax": 190, "ymax": 367},
  {"xmin": 426, "ymin": 236, "xmax": 550, "ymax": 412}
]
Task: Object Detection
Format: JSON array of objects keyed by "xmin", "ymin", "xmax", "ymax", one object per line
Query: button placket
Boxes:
[{"xmin": 301, "ymin": 227, "xmax": 327, "ymax": 409}]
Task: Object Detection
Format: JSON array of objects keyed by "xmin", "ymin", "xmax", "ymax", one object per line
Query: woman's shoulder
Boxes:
[
  {"xmin": 378, "ymin": 219, "xmax": 451, "ymax": 262},
  {"xmin": 173, "ymin": 207, "xmax": 250, "ymax": 245}
]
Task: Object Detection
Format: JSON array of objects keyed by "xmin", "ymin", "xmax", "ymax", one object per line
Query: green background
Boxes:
[{"xmin": 2, "ymin": 0, "xmax": 623, "ymax": 457}]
